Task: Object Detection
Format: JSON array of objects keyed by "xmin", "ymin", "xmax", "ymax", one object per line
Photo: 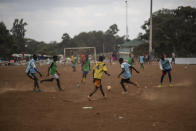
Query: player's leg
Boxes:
[
  {"xmin": 83, "ymin": 72, "xmax": 88, "ymax": 82},
  {"xmin": 89, "ymin": 86, "xmax": 98, "ymax": 97},
  {"xmin": 160, "ymin": 71, "xmax": 166, "ymax": 85},
  {"xmin": 168, "ymin": 70, "xmax": 172, "ymax": 83},
  {"xmin": 32, "ymin": 73, "xmax": 40, "ymax": 91},
  {"xmin": 88, "ymin": 79, "xmax": 100, "ymax": 98},
  {"xmin": 141, "ymin": 63, "xmax": 144, "ymax": 69},
  {"xmin": 120, "ymin": 79, "xmax": 127, "ymax": 92},
  {"xmin": 40, "ymin": 78, "xmax": 54, "ymax": 83},
  {"xmin": 56, "ymin": 79, "xmax": 62, "ymax": 91},
  {"xmin": 99, "ymin": 84, "xmax": 105, "ymax": 97},
  {"xmin": 81, "ymin": 72, "xmax": 85, "ymax": 82},
  {"xmin": 126, "ymin": 79, "xmax": 138, "ymax": 87}
]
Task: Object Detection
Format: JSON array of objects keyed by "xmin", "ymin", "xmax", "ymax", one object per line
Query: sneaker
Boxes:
[
  {"xmin": 88, "ymin": 95, "xmax": 91, "ymax": 101},
  {"xmin": 157, "ymin": 84, "xmax": 163, "ymax": 88},
  {"xmin": 58, "ymin": 88, "xmax": 63, "ymax": 91},
  {"xmin": 33, "ymin": 88, "xmax": 37, "ymax": 92},
  {"xmin": 169, "ymin": 84, "xmax": 173, "ymax": 87}
]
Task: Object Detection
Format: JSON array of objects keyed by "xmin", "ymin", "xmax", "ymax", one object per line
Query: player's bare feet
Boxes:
[{"xmin": 122, "ymin": 91, "xmax": 128, "ymax": 95}]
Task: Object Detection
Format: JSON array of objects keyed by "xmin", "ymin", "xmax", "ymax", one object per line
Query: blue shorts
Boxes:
[
  {"xmin": 72, "ymin": 64, "xmax": 76, "ymax": 67},
  {"xmin": 83, "ymin": 71, "xmax": 89, "ymax": 74}
]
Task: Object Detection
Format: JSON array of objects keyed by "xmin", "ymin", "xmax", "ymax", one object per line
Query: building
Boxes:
[{"xmin": 119, "ymin": 39, "xmax": 147, "ymax": 60}]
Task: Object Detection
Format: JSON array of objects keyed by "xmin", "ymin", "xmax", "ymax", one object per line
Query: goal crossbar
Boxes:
[{"xmin": 64, "ymin": 47, "xmax": 96, "ymax": 62}]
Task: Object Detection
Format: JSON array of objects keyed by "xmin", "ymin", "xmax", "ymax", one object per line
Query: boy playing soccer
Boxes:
[
  {"xmin": 40, "ymin": 56, "xmax": 62, "ymax": 91},
  {"xmin": 81, "ymin": 55, "xmax": 90, "ymax": 83},
  {"xmin": 72, "ymin": 56, "xmax": 77, "ymax": 72},
  {"xmin": 88, "ymin": 56, "xmax": 110, "ymax": 100},
  {"xmin": 139, "ymin": 55, "xmax": 144, "ymax": 70},
  {"xmin": 25, "ymin": 54, "xmax": 42, "ymax": 92},
  {"xmin": 118, "ymin": 58, "xmax": 139, "ymax": 94},
  {"xmin": 159, "ymin": 53, "xmax": 172, "ymax": 87}
]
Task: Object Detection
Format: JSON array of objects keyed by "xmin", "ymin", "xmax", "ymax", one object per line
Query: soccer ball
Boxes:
[{"xmin": 107, "ymin": 85, "xmax": 111, "ymax": 91}]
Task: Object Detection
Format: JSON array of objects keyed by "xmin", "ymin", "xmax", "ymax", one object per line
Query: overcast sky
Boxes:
[{"xmin": 0, "ymin": 0, "xmax": 196, "ymax": 43}]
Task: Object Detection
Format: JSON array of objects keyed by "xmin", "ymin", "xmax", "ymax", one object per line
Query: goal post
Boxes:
[{"xmin": 64, "ymin": 47, "xmax": 96, "ymax": 62}]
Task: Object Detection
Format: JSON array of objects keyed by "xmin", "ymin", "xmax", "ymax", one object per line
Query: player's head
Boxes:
[
  {"xmin": 53, "ymin": 55, "xmax": 58, "ymax": 61},
  {"xmin": 85, "ymin": 54, "xmax": 88, "ymax": 60},
  {"xmin": 161, "ymin": 53, "xmax": 166, "ymax": 60},
  {"xmin": 33, "ymin": 54, "xmax": 37, "ymax": 60},
  {"xmin": 119, "ymin": 58, "xmax": 124, "ymax": 64},
  {"xmin": 98, "ymin": 56, "xmax": 104, "ymax": 62}
]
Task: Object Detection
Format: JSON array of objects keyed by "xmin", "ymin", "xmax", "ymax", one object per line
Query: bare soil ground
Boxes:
[{"xmin": 0, "ymin": 62, "xmax": 196, "ymax": 131}]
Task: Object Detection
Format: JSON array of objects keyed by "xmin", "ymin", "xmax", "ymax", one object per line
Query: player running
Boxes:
[
  {"xmin": 40, "ymin": 56, "xmax": 62, "ymax": 91},
  {"xmin": 118, "ymin": 58, "xmax": 139, "ymax": 94},
  {"xmin": 25, "ymin": 54, "xmax": 42, "ymax": 92},
  {"xmin": 81, "ymin": 55, "xmax": 90, "ymax": 83},
  {"xmin": 158, "ymin": 53, "xmax": 172, "ymax": 87},
  {"xmin": 88, "ymin": 56, "xmax": 110, "ymax": 100}
]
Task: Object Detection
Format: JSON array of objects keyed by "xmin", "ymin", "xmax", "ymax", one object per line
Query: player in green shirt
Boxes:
[
  {"xmin": 40, "ymin": 56, "xmax": 62, "ymax": 91},
  {"xmin": 72, "ymin": 56, "xmax": 77, "ymax": 72},
  {"xmin": 128, "ymin": 54, "xmax": 134, "ymax": 73},
  {"xmin": 81, "ymin": 55, "xmax": 90, "ymax": 82}
]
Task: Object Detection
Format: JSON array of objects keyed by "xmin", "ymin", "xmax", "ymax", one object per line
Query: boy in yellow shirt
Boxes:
[{"xmin": 88, "ymin": 56, "xmax": 110, "ymax": 100}]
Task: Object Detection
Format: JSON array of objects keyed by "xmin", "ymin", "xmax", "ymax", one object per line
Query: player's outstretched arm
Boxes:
[
  {"xmin": 32, "ymin": 62, "xmax": 42, "ymax": 77},
  {"xmin": 34, "ymin": 68, "xmax": 42, "ymax": 77}
]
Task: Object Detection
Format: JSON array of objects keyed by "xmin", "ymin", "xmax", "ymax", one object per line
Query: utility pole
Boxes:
[
  {"xmin": 149, "ymin": 0, "xmax": 153, "ymax": 61},
  {"xmin": 125, "ymin": 0, "xmax": 129, "ymax": 41}
]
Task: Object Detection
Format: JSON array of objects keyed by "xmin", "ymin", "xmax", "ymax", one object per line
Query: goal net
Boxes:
[{"xmin": 64, "ymin": 47, "xmax": 96, "ymax": 63}]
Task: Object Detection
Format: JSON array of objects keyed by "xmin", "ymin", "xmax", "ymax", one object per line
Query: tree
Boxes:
[
  {"xmin": 140, "ymin": 6, "xmax": 196, "ymax": 57},
  {"xmin": 10, "ymin": 19, "xmax": 27, "ymax": 53},
  {"xmin": 106, "ymin": 24, "xmax": 119, "ymax": 35},
  {"xmin": 0, "ymin": 22, "xmax": 12, "ymax": 59}
]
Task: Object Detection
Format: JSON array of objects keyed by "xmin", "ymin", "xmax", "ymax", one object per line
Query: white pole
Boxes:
[
  {"xmin": 94, "ymin": 47, "xmax": 97, "ymax": 63},
  {"xmin": 149, "ymin": 0, "xmax": 153, "ymax": 60},
  {"xmin": 125, "ymin": 0, "xmax": 129, "ymax": 40},
  {"xmin": 64, "ymin": 48, "xmax": 66, "ymax": 59}
]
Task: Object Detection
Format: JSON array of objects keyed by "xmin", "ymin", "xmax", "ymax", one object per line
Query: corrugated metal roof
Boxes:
[{"xmin": 121, "ymin": 39, "xmax": 147, "ymax": 47}]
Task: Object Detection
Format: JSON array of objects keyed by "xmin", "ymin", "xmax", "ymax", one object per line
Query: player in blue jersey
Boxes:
[
  {"xmin": 25, "ymin": 54, "xmax": 42, "ymax": 92},
  {"xmin": 139, "ymin": 55, "xmax": 144, "ymax": 70},
  {"xmin": 118, "ymin": 58, "xmax": 139, "ymax": 94},
  {"xmin": 159, "ymin": 53, "xmax": 172, "ymax": 87}
]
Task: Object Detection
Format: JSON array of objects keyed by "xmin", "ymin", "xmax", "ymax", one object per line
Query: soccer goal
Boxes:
[{"xmin": 64, "ymin": 47, "xmax": 96, "ymax": 63}]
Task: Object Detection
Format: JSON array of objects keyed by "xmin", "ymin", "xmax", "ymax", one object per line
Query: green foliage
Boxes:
[
  {"xmin": 139, "ymin": 6, "xmax": 196, "ymax": 57},
  {"xmin": 10, "ymin": 19, "xmax": 27, "ymax": 53},
  {"xmin": 0, "ymin": 22, "xmax": 13, "ymax": 59},
  {"xmin": 0, "ymin": 20, "xmax": 124, "ymax": 59}
]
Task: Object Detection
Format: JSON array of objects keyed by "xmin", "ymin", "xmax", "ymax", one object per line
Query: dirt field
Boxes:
[{"xmin": 0, "ymin": 62, "xmax": 196, "ymax": 131}]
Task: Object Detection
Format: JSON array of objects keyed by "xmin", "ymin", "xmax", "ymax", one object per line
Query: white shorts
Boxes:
[{"xmin": 50, "ymin": 74, "xmax": 59, "ymax": 79}]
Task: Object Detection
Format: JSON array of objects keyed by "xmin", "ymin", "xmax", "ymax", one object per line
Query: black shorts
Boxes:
[
  {"xmin": 162, "ymin": 69, "xmax": 171, "ymax": 75},
  {"xmin": 121, "ymin": 78, "xmax": 130, "ymax": 83},
  {"xmin": 27, "ymin": 72, "xmax": 38, "ymax": 80}
]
